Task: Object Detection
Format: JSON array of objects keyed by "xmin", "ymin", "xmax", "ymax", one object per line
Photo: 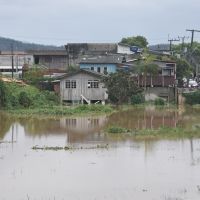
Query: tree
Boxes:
[
  {"xmin": 103, "ymin": 70, "xmax": 143, "ymax": 104},
  {"xmin": 0, "ymin": 80, "xmax": 6, "ymax": 108},
  {"xmin": 135, "ymin": 54, "xmax": 159, "ymax": 89},
  {"xmin": 176, "ymin": 59, "xmax": 193, "ymax": 85},
  {"xmin": 120, "ymin": 35, "xmax": 148, "ymax": 48}
]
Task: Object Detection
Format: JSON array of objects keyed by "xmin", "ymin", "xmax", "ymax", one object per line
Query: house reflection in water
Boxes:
[
  {"xmin": 107, "ymin": 107, "xmax": 178, "ymax": 130},
  {"xmin": 60, "ymin": 116, "xmax": 108, "ymax": 143}
]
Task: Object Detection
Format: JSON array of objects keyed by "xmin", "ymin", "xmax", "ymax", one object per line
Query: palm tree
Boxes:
[
  {"xmin": 136, "ymin": 62, "xmax": 159, "ymax": 89},
  {"xmin": 147, "ymin": 63, "xmax": 159, "ymax": 87}
]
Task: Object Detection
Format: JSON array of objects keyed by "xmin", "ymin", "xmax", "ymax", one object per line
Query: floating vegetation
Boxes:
[
  {"xmin": 32, "ymin": 144, "xmax": 109, "ymax": 151},
  {"xmin": 0, "ymin": 140, "xmax": 16, "ymax": 144},
  {"xmin": 107, "ymin": 126, "xmax": 129, "ymax": 134},
  {"xmin": 106, "ymin": 126, "xmax": 200, "ymax": 140}
]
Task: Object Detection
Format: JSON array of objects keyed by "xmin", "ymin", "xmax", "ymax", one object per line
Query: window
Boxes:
[
  {"xmin": 97, "ymin": 67, "xmax": 101, "ymax": 73},
  {"xmin": 66, "ymin": 81, "xmax": 71, "ymax": 88},
  {"xmin": 65, "ymin": 80, "xmax": 76, "ymax": 88},
  {"xmin": 91, "ymin": 67, "xmax": 94, "ymax": 71},
  {"xmin": 162, "ymin": 69, "xmax": 171, "ymax": 76},
  {"xmin": 71, "ymin": 80, "xmax": 76, "ymax": 88},
  {"xmin": 88, "ymin": 80, "xmax": 99, "ymax": 88}
]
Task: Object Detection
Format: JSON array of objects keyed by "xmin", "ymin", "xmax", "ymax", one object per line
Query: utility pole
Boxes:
[
  {"xmin": 11, "ymin": 44, "xmax": 14, "ymax": 79},
  {"xmin": 178, "ymin": 36, "xmax": 189, "ymax": 52},
  {"xmin": 186, "ymin": 29, "xmax": 200, "ymax": 48},
  {"xmin": 168, "ymin": 38, "xmax": 180, "ymax": 54}
]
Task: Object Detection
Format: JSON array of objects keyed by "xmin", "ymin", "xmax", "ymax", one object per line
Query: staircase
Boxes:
[{"xmin": 80, "ymin": 94, "xmax": 90, "ymax": 104}]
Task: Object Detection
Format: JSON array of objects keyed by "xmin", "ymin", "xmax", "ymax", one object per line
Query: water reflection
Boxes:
[
  {"xmin": 0, "ymin": 112, "xmax": 14, "ymax": 140},
  {"xmin": 1, "ymin": 107, "xmax": 200, "ymax": 143},
  {"xmin": 107, "ymin": 107, "xmax": 179, "ymax": 129},
  {"xmin": 1, "ymin": 108, "xmax": 200, "ymax": 200}
]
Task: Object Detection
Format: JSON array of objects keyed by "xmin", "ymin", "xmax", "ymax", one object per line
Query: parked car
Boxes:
[{"xmin": 188, "ymin": 79, "xmax": 198, "ymax": 88}]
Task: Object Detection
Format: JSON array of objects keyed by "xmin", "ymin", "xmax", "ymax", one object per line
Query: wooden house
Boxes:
[
  {"xmin": 58, "ymin": 69, "xmax": 108, "ymax": 104},
  {"xmin": 132, "ymin": 60, "xmax": 177, "ymax": 87}
]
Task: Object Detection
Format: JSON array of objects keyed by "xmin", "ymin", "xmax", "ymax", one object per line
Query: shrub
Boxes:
[
  {"xmin": 107, "ymin": 126, "xmax": 127, "ymax": 134},
  {"xmin": 131, "ymin": 93, "xmax": 145, "ymax": 105},
  {"xmin": 183, "ymin": 91, "xmax": 200, "ymax": 105},
  {"xmin": 154, "ymin": 98, "xmax": 165, "ymax": 106},
  {"xmin": 19, "ymin": 91, "xmax": 32, "ymax": 108},
  {"xmin": 43, "ymin": 91, "xmax": 59, "ymax": 104},
  {"xmin": 9, "ymin": 95, "xmax": 19, "ymax": 107}
]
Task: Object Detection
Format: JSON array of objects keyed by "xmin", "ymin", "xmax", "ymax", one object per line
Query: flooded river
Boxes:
[{"xmin": 0, "ymin": 107, "xmax": 200, "ymax": 200}]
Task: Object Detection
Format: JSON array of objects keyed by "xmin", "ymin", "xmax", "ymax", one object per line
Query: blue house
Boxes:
[{"xmin": 79, "ymin": 55, "xmax": 126, "ymax": 74}]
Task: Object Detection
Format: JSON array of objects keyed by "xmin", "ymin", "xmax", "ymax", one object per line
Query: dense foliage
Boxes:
[
  {"xmin": 0, "ymin": 81, "xmax": 59, "ymax": 109},
  {"xmin": 0, "ymin": 80, "xmax": 6, "ymax": 107},
  {"xmin": 120, "ymin": 35, "xmax": 148, "ymax": 48},
  {"xmin": 23, "ymin": 67, "xmax": 55, "ymax": 90},
  {"xmin": 103, "ymin": 71, "xmax": 143, "ymax": 104},
  {"xmin": 131, "ymin": 93, "xmax": 145, "ymax": 105},
  {"xmin": 154, "ymin": 98, "xmax": 165, "ymax": 106},
  {"xmin": 176, "ymin": 58, "xmax": 193, "ymax": 85},
  {"xmin": 19, "ymin": 92, "xmax": 32, "ymax": 108},
  {"xmin": 183, "ymin": 91, "xmax": 200, "ymax": 105}
]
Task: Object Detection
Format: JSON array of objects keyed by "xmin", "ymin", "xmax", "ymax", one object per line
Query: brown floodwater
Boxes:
[{"xmin": 0, "ymin": 106, "xmax": 200, "ymax": 200}]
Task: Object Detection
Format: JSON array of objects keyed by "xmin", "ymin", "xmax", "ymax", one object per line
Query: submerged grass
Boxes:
[{"xmin": 106, "ymin": 126, "xmax": 200, "ymax": 140}]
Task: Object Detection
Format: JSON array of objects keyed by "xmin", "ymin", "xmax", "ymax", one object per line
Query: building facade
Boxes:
[
  {"xmin": 28, "ymin": 50, "xmax": 68, "ymax": 71},
  {"xmin": 0, "ymin": 51, "xmax": 33, "ymax": 78},
  {"xmin": 59, "ymin": 69, "xmax": 108, "ymax": 104}
]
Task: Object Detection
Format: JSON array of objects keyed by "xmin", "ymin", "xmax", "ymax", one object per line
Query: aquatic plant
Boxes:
[{"xmin": 32, "ymin": 144, "xmax": 109, "ymax": 151}]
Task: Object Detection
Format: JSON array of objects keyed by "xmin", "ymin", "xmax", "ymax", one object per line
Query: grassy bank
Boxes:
[
  {"xmin": 0, "ymin": 80, "xmax": 114, "ymax": 116},
  {"xmin": 106, "ymin": 126, "xmax": 200, "ymax": 140},
  {"xmin": 7, "ymin": 104, "xmax": 114, "ymax": 117}
]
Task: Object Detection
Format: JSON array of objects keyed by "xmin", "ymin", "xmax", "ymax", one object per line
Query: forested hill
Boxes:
[{"xmin": 0, "ymin": 37, "xmax": 65, "ymax": 51}]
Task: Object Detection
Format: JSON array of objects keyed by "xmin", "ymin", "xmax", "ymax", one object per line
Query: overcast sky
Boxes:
[{"xmin": 0, "ymin": 0, "xmax": 199, "ymax": 46}]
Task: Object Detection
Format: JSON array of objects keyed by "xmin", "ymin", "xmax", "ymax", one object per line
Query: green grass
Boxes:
[
  {"xmin": 105, "ymin": 126, "xmax": 200, "ymax": 140},
  {"xmin": 7, "ymin": 104, "xmax": 114, "ymax": 117}
]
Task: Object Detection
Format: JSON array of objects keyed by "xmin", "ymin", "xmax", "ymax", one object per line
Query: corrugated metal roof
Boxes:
[{"xmin": 80, "ymin": 55, "xmax": 125, "ymax": 64}]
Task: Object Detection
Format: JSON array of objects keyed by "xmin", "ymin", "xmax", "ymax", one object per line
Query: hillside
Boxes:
[{"xmin": 0, "ymin": 36, "xmax": 65, "ymax": 51}]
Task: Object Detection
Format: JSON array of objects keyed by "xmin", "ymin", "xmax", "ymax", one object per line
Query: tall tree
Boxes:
[
  {"xmin": 176, "ymin": 58, "xmax": 193, "ymax": 85},
  {"xmin": 120, "ymin": 36, "xmax": 148, "ymax": 48},
  {"xmin": 103, "ymin": 71, "xmax": 142, "ymax": 104},
  {"xmin": 136, "ymin": 54, "xmax": 159, "ymax": 89}
]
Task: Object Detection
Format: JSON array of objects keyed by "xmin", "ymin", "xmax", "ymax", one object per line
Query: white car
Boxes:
[{"xmin": 188, "ymin": 79, "xmax": 198, "ymax": 88}]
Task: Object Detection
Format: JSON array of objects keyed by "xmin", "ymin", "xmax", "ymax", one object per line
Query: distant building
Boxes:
[
  {"xmin": 133, "ymin": 60, "xmax": 177, "ymax": 101},
  {"xmin": 57, "ymin": 69, "xmax": 108, "ymax": 104},
  {"xmin": 65, "ymin": 43, "xmax": 137, "ymax": 66},
  {"xmin": 0, "ymin": 51, "xmax": 33, "ymax": 78},
  {"xmin": 135, "ymin": 60, "xmax": 176, "ymax": 87},
  {"xmin": 148, "ymin": 44, "xmax": 171, "ymax": 55},
  {"xmin": 28, "ymin": 50, "xmax": 68, "ymax": 71},
  {"xmin": 79, "ymin": 55, "xmax": 127, "ymax": 74}
]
